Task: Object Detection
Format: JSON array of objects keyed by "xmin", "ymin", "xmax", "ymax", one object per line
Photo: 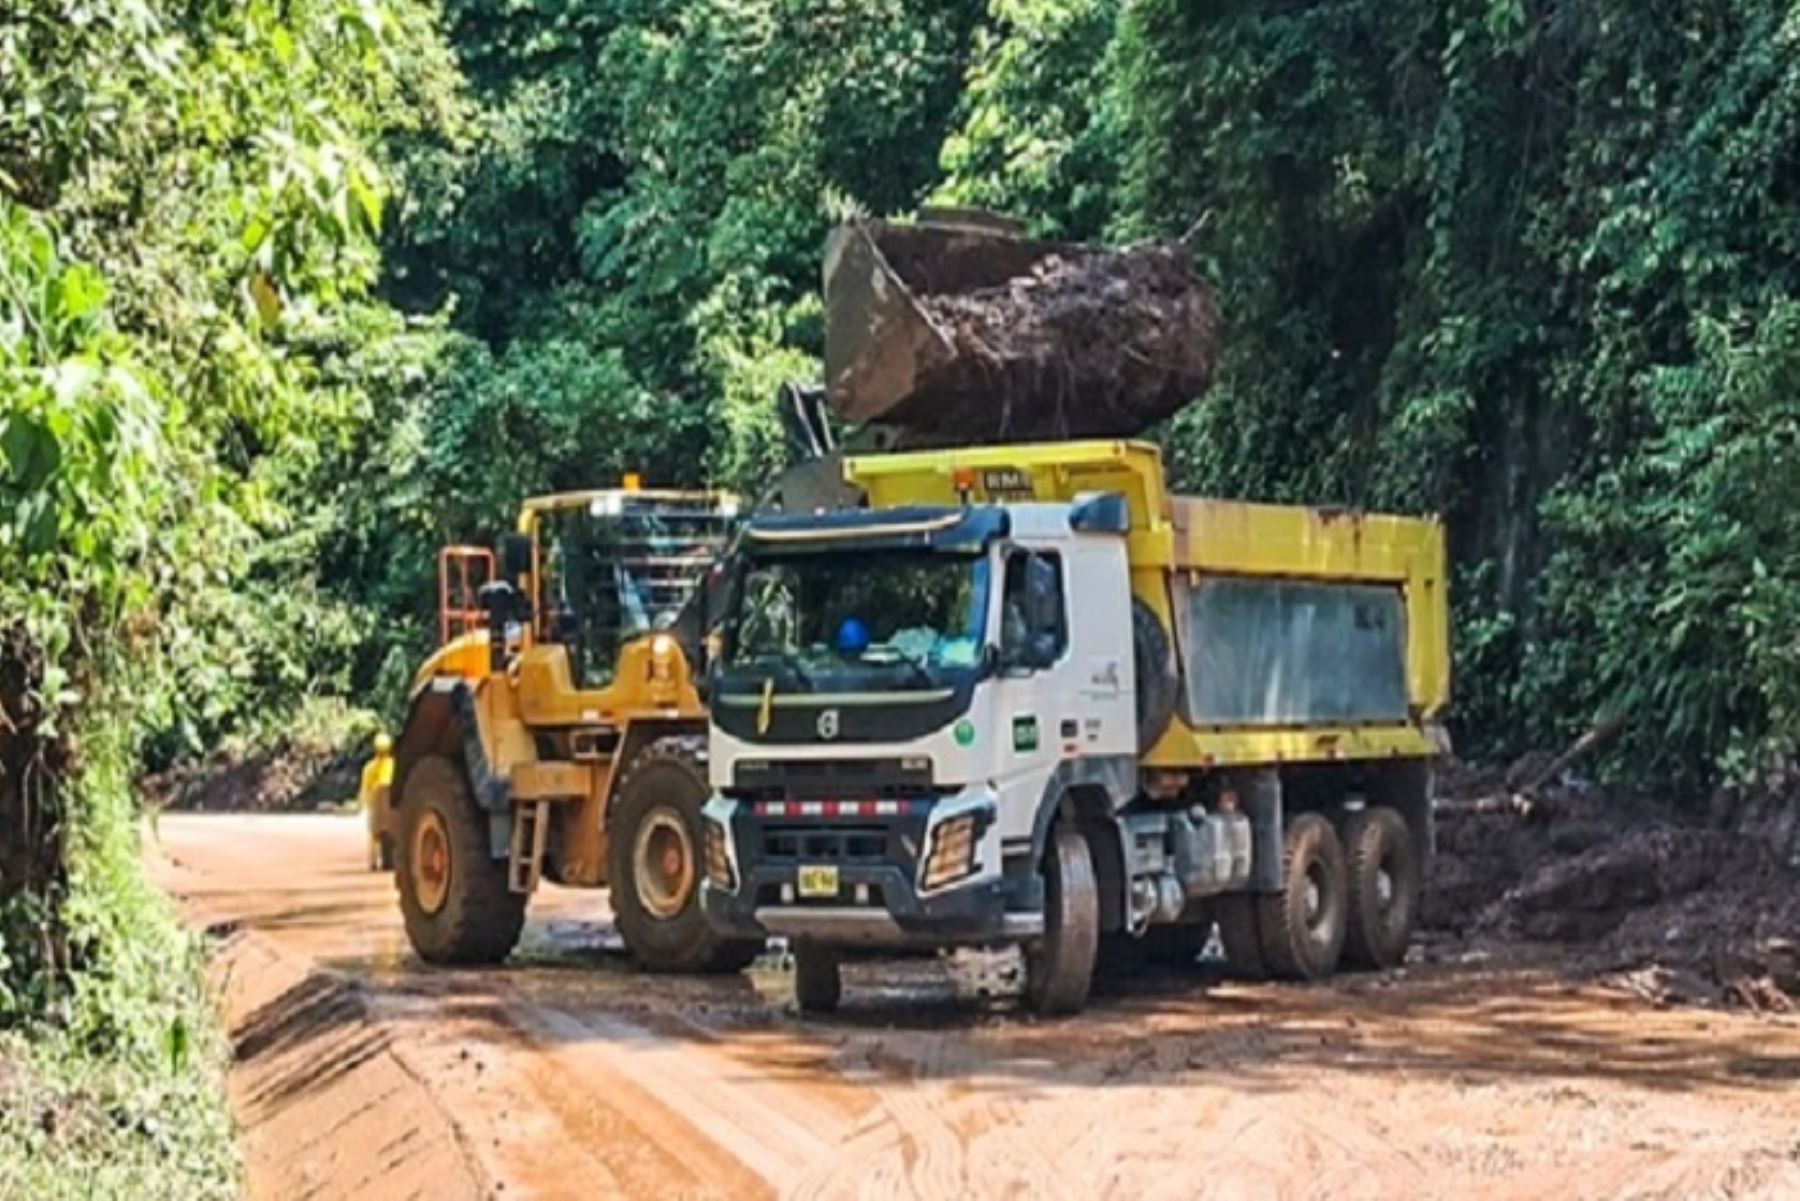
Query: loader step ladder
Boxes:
[{"xmin": 508, "ymin": 800, "xmax": 553, "ymax": 894}]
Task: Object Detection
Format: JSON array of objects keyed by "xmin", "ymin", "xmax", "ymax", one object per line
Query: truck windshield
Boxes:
[{"xmin": 728, "ymin": 551, "xmax": 990, "ymax": 690}]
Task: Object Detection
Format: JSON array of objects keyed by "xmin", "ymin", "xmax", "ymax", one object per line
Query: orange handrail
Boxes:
[{"xmin": 438, "ymin": 546, "xmax": 496, "ymax": 645}]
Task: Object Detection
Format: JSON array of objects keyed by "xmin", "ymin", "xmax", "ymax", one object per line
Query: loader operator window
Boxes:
[
  {"xmin": 534, "ymin": 503, "xmax": 723, "ymax": 687},
  {"xmin": 728, "ymin": 552, "xmax": 990, "ymax": 693}
]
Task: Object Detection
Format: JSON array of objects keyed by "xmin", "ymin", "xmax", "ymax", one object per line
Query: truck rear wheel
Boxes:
[
  {"xmin": 793, "ymin": 943, "xmax": 842, "ymax": 1014},
  {"xmin": 1341, "ymin": 806, "xmax": 1420, "ymax": 970},
  {"xmin": 1215, "ymin": 895, "xmax": 1267, "ymax": 979},
  {"xmin": 1024, "ymin": 826, "xmax": 1099, "ymax": 1015},
  {"xmin": 398, "ymin": 755, "xmax": 526, "ymax": 965},
  {"xmin": 1256, "ymin": 812, "xmax": 1348, "ymax": 981},
  {"xmin": 608, "ymin": 736, "xmax": 758, "ymax": 974}
]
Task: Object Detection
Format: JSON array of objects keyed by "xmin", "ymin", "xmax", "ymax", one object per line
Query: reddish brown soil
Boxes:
[{"xmin": 151, "ymin": 812, "xmax": 1800, "ymax": 1201}]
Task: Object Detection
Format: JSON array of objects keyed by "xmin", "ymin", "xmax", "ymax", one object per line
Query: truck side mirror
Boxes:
[{"xmin": 499, "ymin": 532, "xmax": 533, "ymax": 580}]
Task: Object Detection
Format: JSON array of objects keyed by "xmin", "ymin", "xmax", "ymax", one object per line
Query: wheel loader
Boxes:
[{"xmin": 381, "ymin": 484, "xmax": 758, "ymax": 972}]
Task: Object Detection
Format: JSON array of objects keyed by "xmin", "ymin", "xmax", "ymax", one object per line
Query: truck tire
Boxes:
[
  {"xmin": 1132, "ymin": 599, "xmax": 1179, "ymax": 753},
  {"xmin": 1255, "ymin": 812, "xmax": 1349, "ymax": 981},
  {"xmin": 608, "ymin": 736, "xmax": 759, "ymax": 974},
  {"xmin": 1341, "ymin": 806, "xmax": 1420, "ymax": 970},
  {"xmin": 793, "ymin": 943, "xmax": 842, "ymax": 1014},
  {"xmin": 1024, "ymin": 826, "xmax": 1100, "ymax": 1015},
  {"xmin": 397, "ymin": 755, "xmax": 526, "ymax": 965},
  {"xmin": 1215, "ymin": 895, "xmax": 1268, "ymax": 979}
]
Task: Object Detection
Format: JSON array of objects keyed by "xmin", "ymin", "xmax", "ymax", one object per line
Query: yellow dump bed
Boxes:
[{"xmin": 847, "ymin": 440, "xmax": 1450, "ymax": 769}]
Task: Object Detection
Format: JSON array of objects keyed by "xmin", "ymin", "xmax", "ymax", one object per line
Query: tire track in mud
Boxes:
[
  {"xmin": 507, "ymin": 1002, "xmax": 855, "ymax": 1195},
  {"xmin": 785, "ymin": 1033, "xmax": 1086, "ymax": 1201}
]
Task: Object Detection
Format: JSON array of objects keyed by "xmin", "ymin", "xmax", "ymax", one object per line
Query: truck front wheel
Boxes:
[
  {"xmin": 397, "ymin": 755, "xmax": 526, "ymax": 965},
  {"xmin": 1024, "ymin": 826, "xmax": 1100, "ymax": 1015},
  {"xmin": 608, "ymin": 736, "xmax": 759, "ymax": 973}
]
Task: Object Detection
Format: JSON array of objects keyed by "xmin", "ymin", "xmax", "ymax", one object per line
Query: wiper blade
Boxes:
[
  {"xmin": 773, "ymin": 651, "xmax": 815, "ymax": 687},
  {"xmin": 864, "ymin": 646, "xmax": 935, "ymax": 688}
]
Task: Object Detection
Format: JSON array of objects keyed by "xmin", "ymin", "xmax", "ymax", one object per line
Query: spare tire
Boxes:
[{"xmin": 1132, "ymin": 598, "xmax": 1178, "ymax": 753}]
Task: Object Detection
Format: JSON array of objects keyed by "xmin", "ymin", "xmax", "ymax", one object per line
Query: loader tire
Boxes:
[
  {"xmin": 1255, "ymin": 812, "xmax": 1348, "ymax": 981},
  {"xmin": 1024, "ymin": 826, "xmax": 1100, "ymax": 1015},
  {"xmin": 1132, "ymin": 599, "xmax": 1179, "ymax": 754},
  {"xmin": 398, "ymin": 755, "xmax": 525, "ymax": 965},
  {"xmin": 609, "ymin": 736, "xmax": 758, "ymax": 974},
  {"xmin": 1341, "ymin": 806, "xmax": 1420, "ymax": 970}
]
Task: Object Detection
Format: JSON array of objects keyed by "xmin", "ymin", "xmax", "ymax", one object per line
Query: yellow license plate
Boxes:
[{"xmin": 796, "ymin": 864, "xmax": 839, "ymax": 898}]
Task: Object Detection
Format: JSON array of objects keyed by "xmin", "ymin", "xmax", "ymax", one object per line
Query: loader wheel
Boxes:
[
  {"xmin": 1255, "ymin": 812, "xmax": 1348, "ymax": 981},
  {"xmin": 609, "ymin": 736, "xmax": 758, "ymax": 974},
  {"xmin": 1131, "ymin": 599, "xmax": 1179, "ymax": 754},
  {"xmin": 397, "ymin": 755, "xmax": 525, "ymax": 965},
  {"xmin": 793, "ymin": 943, "xmax": 842, "ymax": 1015},
  {"xmin": 1341, "ymin": 806, "xmax": 1420, "ymax": 970},
  {"xmin": 1024, "ymin": 826, "xmax": 1099, "ymax": 1015}
]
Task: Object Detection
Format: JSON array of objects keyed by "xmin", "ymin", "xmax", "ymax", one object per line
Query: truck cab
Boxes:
[{"xmin": 702, "ymin": 497, "xmax": 1136, "ymax": 946}]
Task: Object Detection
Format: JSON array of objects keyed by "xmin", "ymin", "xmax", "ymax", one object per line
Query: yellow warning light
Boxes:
[
  {"xmin": 622, "ymin": 472, "xmax": 643, "ymax": 492},
  {"xmin": 951, "ymin": 467, "xmax": 976, "ymax": 494}
]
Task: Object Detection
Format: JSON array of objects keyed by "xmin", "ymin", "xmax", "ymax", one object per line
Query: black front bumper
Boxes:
[{"xmin": 700, "ymin": 798, "xmax": 1042, "ymax": 948}]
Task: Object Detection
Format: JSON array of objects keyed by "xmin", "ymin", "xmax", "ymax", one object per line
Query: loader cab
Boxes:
[{"xmin": 518, "ymin": 486, "xmax": 738, "ymax": 687}]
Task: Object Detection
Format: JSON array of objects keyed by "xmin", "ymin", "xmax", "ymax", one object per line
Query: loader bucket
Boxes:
[{"xmin": 823, "ymin": 214, "xmax": 1220, "ymax": 445}]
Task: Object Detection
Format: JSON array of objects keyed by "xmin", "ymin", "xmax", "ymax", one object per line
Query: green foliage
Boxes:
[
  {"xmin": 1, "ymin": 0, "xmax": 454, "ymax": 1190},
  {"xmin": 0, "ymin": 720, "xmax": 237, "ymax": 1199},
  {"xmin": 384, "ymin": 0, "xmax": 984, "ymax": 490},
  {"xmin": 934, "ymin": 0, "xmax": 1122, "ymax": 240},
  {"xmin": 1088, "ymin": 0, "xmax": 1800, "ymax": 789}
]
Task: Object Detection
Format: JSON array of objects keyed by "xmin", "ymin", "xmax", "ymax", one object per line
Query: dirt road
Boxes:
[{"xmin": 150, "ymin": 812, "xmax": 1800, "ymax": 1201}]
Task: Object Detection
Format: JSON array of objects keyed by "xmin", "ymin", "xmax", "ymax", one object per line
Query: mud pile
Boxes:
[
  {"xmin": 1429, "ymin": 761, "xmax": 1800, "ymax": 1009},
  {"xmin": 824, "ymin": 216, "xmax": 1220, "ymax": 445}
]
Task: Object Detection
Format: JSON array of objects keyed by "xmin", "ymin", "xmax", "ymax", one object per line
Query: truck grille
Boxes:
[{"xmin": 759, "ymin": 824, "xmax": 890, "ymax": 863}]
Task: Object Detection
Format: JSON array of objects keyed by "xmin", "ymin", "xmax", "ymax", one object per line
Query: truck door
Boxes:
[{"xmin": 987, "ymin": 538, "xmax": 1135, "ymax": 849}]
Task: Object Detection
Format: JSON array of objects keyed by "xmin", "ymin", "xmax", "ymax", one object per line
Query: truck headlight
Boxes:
[
  {"xmin": 703, "ymin": 818, "xmax": 735, "ymax": 891},
  {"xmin": 921, "ymin": 813, "xmax": 979, "ymax": 891}
]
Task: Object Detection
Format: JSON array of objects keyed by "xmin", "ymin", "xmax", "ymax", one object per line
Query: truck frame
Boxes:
[{"xmin": 700, "ymin": 440, "xmax": 1449, "ymax": 1013}]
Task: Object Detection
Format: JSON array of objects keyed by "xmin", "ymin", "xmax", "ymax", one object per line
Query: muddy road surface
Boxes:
[{"xmin": 151, "ymin": 812, "xmax": 1800, "ymax": 1201}]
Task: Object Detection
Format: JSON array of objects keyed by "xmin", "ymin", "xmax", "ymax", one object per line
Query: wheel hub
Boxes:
[
  {"xmin": 632, "ymin": 808, "xmax": 695, "ymax": 921},
  {"xmin": 1304, "ymin": 869, "xmax": 1324, "ymax": 926},
  {"xmin": 411, "ymin": 810, "xmax": 452, "ymax": 916},
  {"xmin": 1376, "ymin": 865, "xmax": 1395, "ymax": 909}
]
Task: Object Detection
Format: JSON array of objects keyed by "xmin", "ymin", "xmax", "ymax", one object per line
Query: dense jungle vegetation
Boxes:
[{"xmin": 2, "ymin": 0, "xmax": 1797, "ymax": 1190}]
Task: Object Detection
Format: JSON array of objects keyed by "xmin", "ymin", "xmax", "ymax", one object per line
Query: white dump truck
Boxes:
[{"xmin": 700, "ymin": 440, "xmax": 1450, "ymax": 1014}]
